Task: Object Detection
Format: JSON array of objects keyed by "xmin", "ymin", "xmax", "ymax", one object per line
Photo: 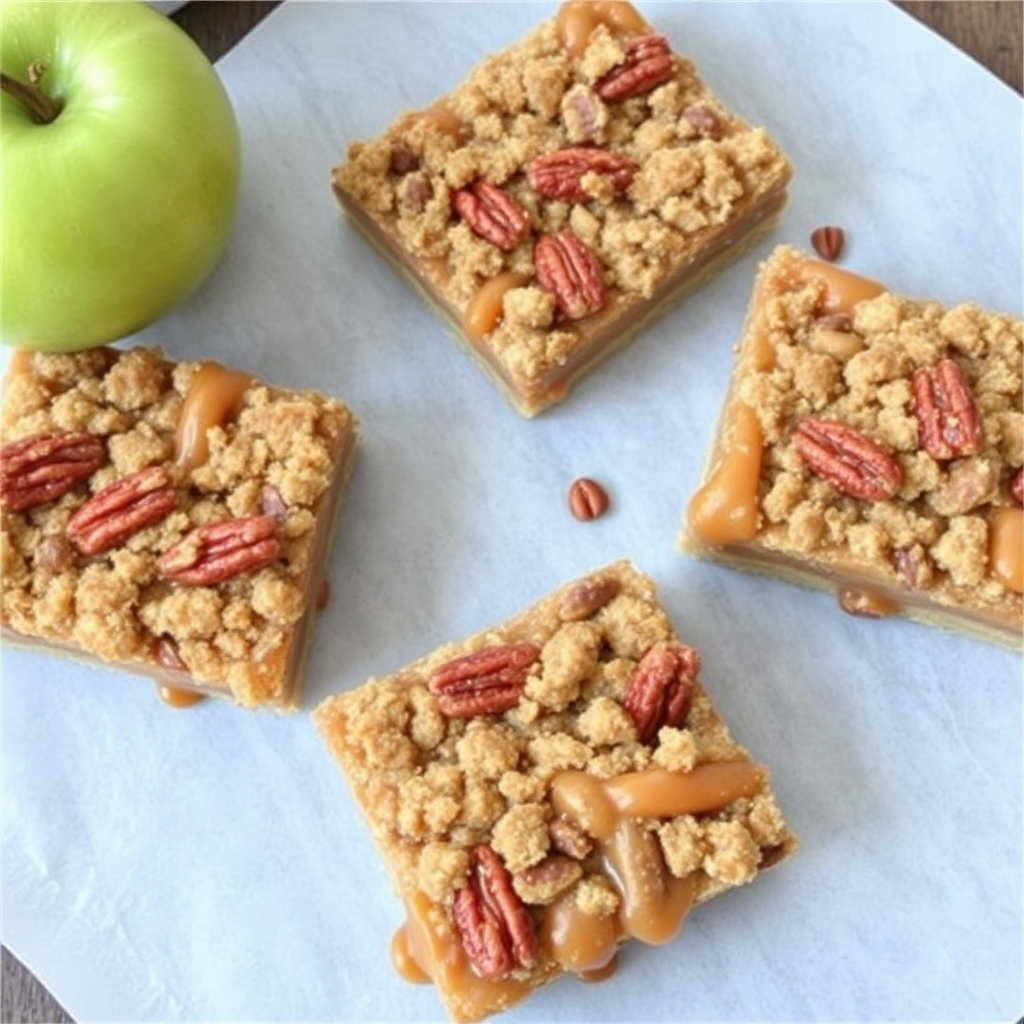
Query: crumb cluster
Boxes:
[{"xmin": 1, "ymin": 347, "xmax": 357, "ymax": 707}]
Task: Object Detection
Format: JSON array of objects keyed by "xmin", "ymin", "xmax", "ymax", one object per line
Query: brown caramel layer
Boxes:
[
  {"xmin": 682, "ymin": 245, "xmax": 1024, "ymax": 649},
  {"xmin": 1, "ymin": 347, "xmax": 359, "ymax": 709},
  {"xmin": 315, "ymin": 560, "xmax": 797, "ymax": 1023},
  {"xmin": 332, "ymin": 2, "xmax": 792, "ymax": 417}
]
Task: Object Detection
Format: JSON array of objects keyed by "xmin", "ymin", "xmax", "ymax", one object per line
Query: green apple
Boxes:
[{"xmin": 1, "ymin": 0, "xmax": 241, "ymax": 352}]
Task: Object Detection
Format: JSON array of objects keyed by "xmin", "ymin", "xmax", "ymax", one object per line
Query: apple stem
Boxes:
[{"xmin": 1, "ymin": 67, "xmax": 62, "ymax": 124}]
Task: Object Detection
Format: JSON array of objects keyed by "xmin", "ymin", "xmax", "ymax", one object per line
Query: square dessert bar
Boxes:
[
  {"xmin": 332, "ymin": 1, "xmax": 792, "ymax": 417},
  {"xmin": 315, "ymin": 560, "xmax": 797, "ymax": 1023},
  {"xmin": 1, "ymin": 346, "xmax": 359, "ymax": 709},
  {"xmin": 683, "ymin": 245, "xmax": 1023, "ymax": 648}
]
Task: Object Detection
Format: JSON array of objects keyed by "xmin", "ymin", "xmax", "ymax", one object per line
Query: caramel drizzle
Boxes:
[
  {"xmin": 689, "ymin": 256, "xmax": 890, "ymax": 550},
  {"xmin": 838, "ymin": 587, "xmax": 900, "ymax": 619},
  {"xmin": 687, "ymin": 402, "xmax": 764, "ymax": 546},
  {"xmin": 392, "ymin": 760, "xmax": 765, "ymax": 1005},
  {"xmin": 555, "ymin": 1, "xmax": 651, "ymax": 58},
  {"xmin": 174, "ymin": 361, "xmax": 254, "ymax": 471},
  {"xmin": 990, "ymin": 507, "xmax": 1024, "ymax": 594},
  {"xmin": 157, "ymin": 684, "xmax": 207, "ymax": 709},
  {"xmin": 464, "ymin": 272, "xmax": 530, "ymax": 341}
]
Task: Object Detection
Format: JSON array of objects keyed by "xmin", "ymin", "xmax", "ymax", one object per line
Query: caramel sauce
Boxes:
[
  {"xmin": 394, "ymin": 760, "xmax": 764, "ymax": 1006},
  {"xmin": 605, "ymin": 762, "xmax": 765, "ymax": 820},
  {"xmin": 402, "ymin": 892, "xmax": 453, "ymax": 976},
  {"xmin": 687, "ymin": 402, "xmax": 764, "ymax": 546},
  {"xmin": 398, "ymin": 892, "xmax": 531, "ymax": 1016},
  {"xmin": 157, "ymin": 684, "xmax": 207, "ymax": 709},
  {"xmin": 990, "ymin": 507, "xmax": 1024, "ymax": 593},
  {"xmin": 391, "ymin": 923, "xmax": 431, "ymax": 984},
  {"xmin": 551, "ymin": 761, "xmax": 763, "ymax": 841},
  {"xmin": 398, "ymin": 103, "xmax": 469, "ymax": 144},
  {"xmin": 794, "ymin": 257, "xmax": 885, "ymax": 316},
  {"xmin": 544, "ymin": 763, "xmax": 761, "ymax": 960},
  {"xmin": 544, "ymin": 890, "xmax": 621, "ymax": 973},
  {"xmin": 425, "ymin": 104, "xmax": 468, "ymax": 140},
  {"xmin": 465, "ymin": 272, "xmax": 530, "ymax": 341},
  {"xmin": 744, "ymin": 321, "xmax": 776, "ymax": 373},
  {"xmin": 577, "ymin": 955, "xmax": 619, "ymax": 983},
  {"xmin": 838, "ymin": 587, "xmax": 900, "ymax": 619},
  {"xmin": 556, "ymin": 1, "xmax": 650, "ymax": 58},
  {"xmin": 604, "ymin": 819, "xmax": 697, "ymax": 945},
  {"xmin": 174, "ymin": 361, "xmax": 253, "ymax": 471},
  {"xmin": 549, "ymin": 770, "xmax": 616, "ymax": 840}
]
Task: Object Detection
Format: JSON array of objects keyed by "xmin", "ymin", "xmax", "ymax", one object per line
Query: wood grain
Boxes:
[
  {"xmin": 1, "ymin": 2, "xmax": 1020, "ymax": 1021},
  {"xmin": 895, "ymin": 1, "xmax": 1022, "ymax": 93}
]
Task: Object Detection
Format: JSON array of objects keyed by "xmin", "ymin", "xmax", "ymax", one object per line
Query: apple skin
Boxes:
[{"xmin": 1, "ymin": 0, "xmax": 241, "ymax": 352}]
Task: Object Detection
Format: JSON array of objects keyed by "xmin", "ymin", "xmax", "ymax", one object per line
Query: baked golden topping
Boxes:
[
  {"xmin": 316, "ymin": 560, "xmax": 796, "ymax": 1022},
  {"xmin": 1, "ymin": 346, "xmax": 359, "ymax": 708},
  {"xmin": 332, "ymin": 0, "xmax": 792, "ymax": 415},
  {"xmin": 684, "ymin": 245, "xmax": 1024, "ymax": 646}
]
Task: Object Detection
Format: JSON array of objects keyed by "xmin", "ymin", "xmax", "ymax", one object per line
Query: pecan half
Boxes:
[
  {"xmin": 389, "ymin": 140, "xmax": 418, "ymax": 175},
  {"xmin": 558, "ymin": 574, "xmax": 621, "ymax": 622},
  {"xmin": 894, "ymin": 544, "xmax": 932, "ymax": 589},
  {"xmin": 562, "ymin": 85, "xmax": 607, "ymax": 144},
  {"xmin": 1012, "ymin": 467, "xmax": 1024, "ymax": 505},
  {"xmin": 807, "ymin": 326, "xmax": 864, "ymax": 362},
  {"xmin": 399, "ymin": 172, "xmax": 434, "ymax": 214},
  {"xmin": 568, "ymin": 477, "xmax": 610, "ymax": 521},
  {"xmin": 594, "ymin": 34, "xmax": 674, "ymax": 101},
  {"xmin": 814, "ymin": 311, "xmax": 854, "ymax": 333},
  {"xmin": 548, "ymin": 817, "xmax": 594, "ymax": 860},
  {"xmin": 526, "ymin": 147, "xmax": 635, "ymax": 203},
  {"xmin": 794, "ymin": 417, "xmax": 903, "ymax": 501},
  {"xmin": 36, "ymin": 535, "xmax": 76, "ymax": 574},
  {"xmin": 682, "ymin": 104, "xmax": 723, "ymax": 139},
  {"xmin": 259, "ymin": 483, "xmax": 289, "ymax": 523},
  {"xmin": 154, "ymin": 636, "xmax": 189, "ymax": 672},
  {"xmin": 624, "ymin": 641, "xmax": 699, "ymax": 745},
  {"xmin": 429, "ymin": 642, "xmax": 539, "ymax": 718},
  {"xmin": 451, "ymin": 180, "xmax": 531, "ymax": 252},
  {"xmin": 534, "ymin": 229, "xmax": 605, "ymax": 319},
  {"xmin": 911, "ymin": 358, "xmax": 984, "ymax": 460},
  {"xmin": 512, "ymin": 855, "xmax": 583, "ymax": 906},
  {"xmin": 158, "ymin": 514, "xmax": 280, "ymax": 586},
  {"xmin": 452, "ymin": 845, "xmax": 539, "ymax": 980},
  {"xmin": 810, "ymin": 225, "xmax": 845, "ymax": 262},
  {"xmin": 929, "ymin": 457, "xmax": 998, "ymax": 516},
  {"xmin": 66, "ymin": 465, "xmax": 177, "ymax": 556},
  {"xmin": 0, "ymin": 431, "xmax": 105, "ymax": 512}
]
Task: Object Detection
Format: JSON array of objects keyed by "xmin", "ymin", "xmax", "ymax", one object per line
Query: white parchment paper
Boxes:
[{"xmin": 2, "ymin": 3, "xmax": 1021, "ymax": 1021}]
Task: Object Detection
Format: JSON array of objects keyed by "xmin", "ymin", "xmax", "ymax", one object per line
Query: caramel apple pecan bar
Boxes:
[
  {"xmin": 682, "ymin": 244, "xmax": 1023, "ymax": 648},
  {"xmin": 1, "ymin": 346, "xmax": 359, "ymax": 709},
  {"xmin": 331, "ymin": 1, "xmax": 792, "ymax": 417},
  {"xmin": 315, "ymin": 560, "xmax": 797, "ymax": 1023}
]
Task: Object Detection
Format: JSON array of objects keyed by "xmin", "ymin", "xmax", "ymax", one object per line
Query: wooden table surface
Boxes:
[{"xmin": 2, "ymin": 2, "xmax": 1021, "ymax": 1021}]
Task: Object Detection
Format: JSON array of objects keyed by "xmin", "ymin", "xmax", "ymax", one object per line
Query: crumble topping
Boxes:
[
  {"xmin": 715, "ymin": 245, "xmax": 1023, "ymax": 625},
  {"xmin": 574, "ymin": 875, "xmax": 620, "ymax": 917},
  {"xmin": 316, "ymin": 560, "xmax": 796, "ymax": 963},
  {"xmin": 1, "ymin": 347, "xmax": 358, "ymax": 707},
  {"xmin": 332, "ymin": 7, "xmax": 792, "ymax": 410}
]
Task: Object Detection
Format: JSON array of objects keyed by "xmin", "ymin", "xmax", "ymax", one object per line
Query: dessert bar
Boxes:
[
  {"xmin": 315, "ymin": 560, "xmax": 796, "ymax": 1023},
  {"xmin": 683, "ymin": 244, "xmax": 1023, "ymax": 648},
  {"xmin": 332, "ymin": 1, "xmax": 792, "ymax": 417},
  {"xmin": 1, "ymin": 346, "xmax": 359, "ymax": 709}
]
